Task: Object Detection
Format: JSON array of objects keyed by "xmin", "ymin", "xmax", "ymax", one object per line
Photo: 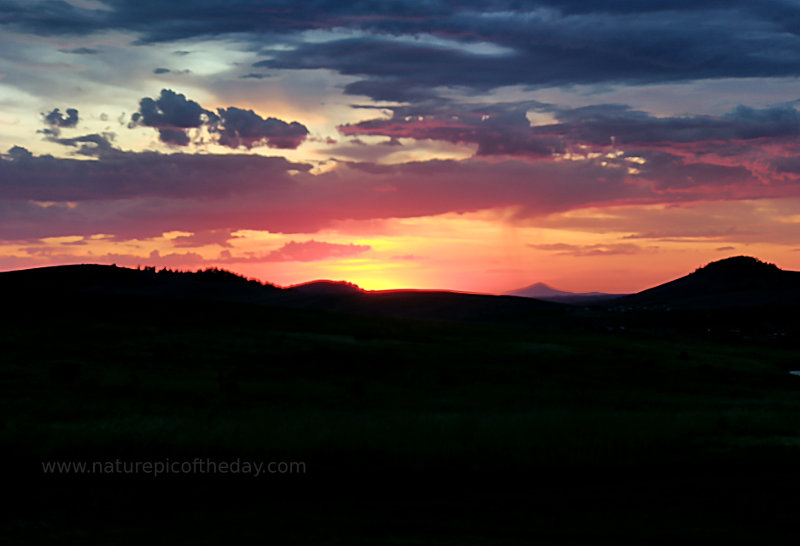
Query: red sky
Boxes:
[{"xmin": 2, "ymin": 2, "xmax": 800, "ymax": 293}]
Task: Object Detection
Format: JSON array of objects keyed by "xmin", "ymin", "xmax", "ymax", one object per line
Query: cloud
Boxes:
[
  {"xmin": 49, "ymin": 132, "xmax": 116, "ymax": 157},
  {"xmin": 253, "ymin": 7, "xmax": 800, "ymax": 101},
  {"xmin": 42, "ymin": 107, "xmax": 79, "ymax": 131},
  {"xmin": 130, "ymin": 89, "xmax": 217, "ymax": 146},
  {"xmin": 2, "ymin": 140, "xmax": 799, "ymax": 243},
  {"xmin": 529, "ymin": 242, "xmax": 654, "ymax": 257},
  {"xmin": 130, "ymin": 89, "xmax": 308, "ymax": 149},
  {"xmin": 340, "ymin": 101, "xmax": 563, "ymax": 158},
  {"xmin": 341, "ymin": 103, "xmax": 800, "ymax": 160},
  {"xmin": 544, "ymin": 104, "xmax": 800, "ymax": 146},
  {"xmin": 531, "ymin": 198, "xmax": 800, "ymax": 246},
  {"xmin": 0, "ymin": 148, "xmax": 624, "ymax": 239},
  {"xmin": 153, "ymin": 67, "xmax": 171, "ymax": 74},
  {"xmin": 0, "ymin": 248, "xmax": 208, "ymax": 272},
  {"xmin": 214, "ymin": 241, "xmax": 373, "ymax": 263},
  {"xmin": 259, "ymin": 240, "xmax": 371, "ymax": 262},
  {"xmin": 59, "ymin": 47, "xmax": 100, "ymax": 54},
  {"xmin": 172, "ymin": 229, "xmax": 240, "ymax": 248},
  {"xmin": 215, "ymin": 106, "xmax": 309, "ymax": 150},
  {"xmin": 0, "ymin": 145, "xmax": 309, "ymax": 201},
  {"xmin": 6, "ymin": 2, "xmax": 800, "ymax": 97}
]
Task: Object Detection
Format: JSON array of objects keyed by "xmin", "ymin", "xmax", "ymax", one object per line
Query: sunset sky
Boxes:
[{"xmin": 2, "ymin": 1, "xmax": 800, "ymax": 292}]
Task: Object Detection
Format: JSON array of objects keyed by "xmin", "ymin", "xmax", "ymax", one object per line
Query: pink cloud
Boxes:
[
  {"xmin": 216, "ymin": 240, "xmax": 371, "ymax": 263},
  {"xmin": 260, "ymin": 240, "xmax": 371, "ymax": 262}
]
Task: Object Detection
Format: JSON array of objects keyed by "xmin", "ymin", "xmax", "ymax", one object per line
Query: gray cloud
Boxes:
[
  {"xmin": 130, "ymin": 89, "xmax": 216, "ymax": 137},
  {"xmin": 59, "ymin": 47, "xmax": 99, "ymax": 54},
  {"xmin": 0, "ymin": 145, "xmax": 310, "ymax": 202},
  {"xmin": 157, "ymin": 128, "xmax": 191, "ymax": 146},
  {"xmin": 340, "ymin": 100, "xmax": 563, "ymax": 157},
  {"xmin": 342, "ymin": 103, "xmax": 800, "ymax": 160},
  {"xmin": 215, "ymin": 106, "xmax": 309, "ymax": 149},
  {"xmin": 4, "ymin": 1, "xmax": 800, "ymax": 99},
  {"xmin": 240, "ymin": 73, "xmax": 271, "ymax": 80},
  {"xmin": 43, "ymin": 107, "xmax": 79, "ymax": 129},
  {"xmin": 50, "ymin": 132, "xmax": 116, "ymax": 157},
  {"xmin": 130, "ymin": 89, "xmax": 308, "ymax": 149}
]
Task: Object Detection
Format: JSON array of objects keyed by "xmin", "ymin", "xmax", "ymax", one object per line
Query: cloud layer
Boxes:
[{"xmin": 2, "ymin": 1, "xmax": 800, "ymax": 287}]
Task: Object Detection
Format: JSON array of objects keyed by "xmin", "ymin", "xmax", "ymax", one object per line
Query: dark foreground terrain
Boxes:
[{"xmin": 3, "ymin": 258, "xmax": 800, "ymax": 544}]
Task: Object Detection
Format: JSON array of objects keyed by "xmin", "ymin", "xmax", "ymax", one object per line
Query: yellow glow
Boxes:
[{"xmin": 3, "ymin": 200, "xmax": 800, "ymax": 295}]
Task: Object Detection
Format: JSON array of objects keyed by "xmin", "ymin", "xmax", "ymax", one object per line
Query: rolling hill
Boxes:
[{"xmin": 618, "ymin": 256, "xmax": 800, "ymax": 309}]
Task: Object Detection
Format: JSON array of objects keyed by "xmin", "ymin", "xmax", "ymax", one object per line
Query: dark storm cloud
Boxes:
[
  {"xmin": 0, "ymin": 145, "xmax": 310, "ymax": 201},
  {"xmin": 546, "ymin": 104, "xmax": 800, "ymax": 145},
  {"xmin": 254, "ymin": 6, "xmax": 800, "ymax": 101},
  {"xmin": 340, "ymin": 79, "xmax": 438, "ymax": 103},
  {"xmin": 43, "ymin": 107, "xmax": 79, "ymax": 128},
  {"xmin": 340, "ymin": 101, "xmax": 564, "ymax": 157},
  {"xmin": 630, "ymin": 150, "xmax": 755, "ymax": 192},
  {"xmin": 724, "ymin": 105, "xmax": 800, "ymax": 139},
  {"xmin": 215, "ymin": 107, "xmax": 309, "ymax": 149},
  {"xmin": 5, "ymin": 2, "xmax": 800, "ymax": 97},
  {"xmin": 156, "ymin": 128, "xmax": 191, "ymax": 146},
  {"xmin": 51, "ymin": 132, "xmax": 116, "ymax": 157},
  {"xmin": 131, "ymin": 89, "xmax": 216, "ymax": 134},
  {"xmin": 0, "ymin": 0, "xmax": 104, "ymax": 35},
  {"xmin": 342, "ymin": 103, "xmax": 800, "ymax": 157},
  {"xmin": 153, "ymin": 67, "xmax": 171, "ymax": 74},
  {"xmin": 131, "ymin": 89, "xmax": 308, "ymax": 149},
  {"xmin": 255, "ymin": 38, "xmax": 518, "ymax": 102}
]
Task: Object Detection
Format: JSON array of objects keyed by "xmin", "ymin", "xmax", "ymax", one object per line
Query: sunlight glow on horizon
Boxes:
[{"xmin": 3, "ymin": 201, "xmax": 799, "ymax": 294}]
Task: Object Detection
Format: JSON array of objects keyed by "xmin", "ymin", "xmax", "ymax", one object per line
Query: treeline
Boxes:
[{"xmin": 133, "ymin": 265, "xmax": 271, "ymax": 287}]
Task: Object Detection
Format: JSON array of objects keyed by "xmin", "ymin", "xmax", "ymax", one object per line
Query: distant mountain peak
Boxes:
[
  {"xmin": 507, "ymin": 282, "xmax": 622, "ymax": 303},
  {"xmin": 507, "ymin": 282, "xmax": 573, "ymax": 299}
]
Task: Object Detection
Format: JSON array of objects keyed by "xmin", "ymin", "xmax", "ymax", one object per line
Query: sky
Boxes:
[{"xmin": 2, "ymin": 0, "xmax": 800, "ymax": 293}]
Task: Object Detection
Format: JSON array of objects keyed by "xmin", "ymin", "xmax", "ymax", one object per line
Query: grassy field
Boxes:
[{"xmin": 3, "ymin": 289, "xmax": 800, "ymax": 543}]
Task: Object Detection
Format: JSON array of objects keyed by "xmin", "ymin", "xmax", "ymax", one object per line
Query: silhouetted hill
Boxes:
[
  {"xmin": 619, "ymin": 256, "xmax": 800, "ymax": 309},
  {"xmin": 507, "ymin": 282, "xmax": 624, "ymax": 304},
  {"xmin": 286, "ymin": 280, "xmax": 363, "ymax": 295},
  {"xmin": 0, "ymin": 264, "xmax": 277, "ymax": 304},
  {"xmin": 6, "ymin": 257, "xmax": 798, "ymax": 327},
  {"xmin": 0, "ymin": 264, "xmax": 563, "ymax": 327}
]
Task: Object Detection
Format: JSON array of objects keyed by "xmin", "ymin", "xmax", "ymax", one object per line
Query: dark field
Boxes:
[{"xmin": 3, "ymin": 266, "xmax": 800, "ymax": 543}]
